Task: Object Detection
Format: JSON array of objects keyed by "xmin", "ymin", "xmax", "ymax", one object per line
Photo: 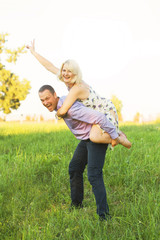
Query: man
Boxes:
[{"xmin": 38, "ymin": 85, "xmax": 119, "ymax": 221}]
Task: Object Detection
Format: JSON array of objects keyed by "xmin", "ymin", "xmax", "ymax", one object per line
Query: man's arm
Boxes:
[{"xmin": 68, "ymin": 101, "xmax": 119, "ymax": 139}]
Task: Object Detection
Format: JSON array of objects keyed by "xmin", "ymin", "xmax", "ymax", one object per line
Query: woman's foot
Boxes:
[
  {"xmin": 118, "ymin": 134, "xmax": 132, "ymax": 149},
  {"xmin": 112, "ymin": 132, "xmax": 132, "ymax": 149}
]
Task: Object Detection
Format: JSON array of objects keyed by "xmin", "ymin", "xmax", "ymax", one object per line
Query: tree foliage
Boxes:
[
  {"xmin": 133, "ymin": 112, "xmax": 141, "ymax": 123},
  {"xmin": 0, "ymin": 33, "xmax": 31, "ymax": 114},
  {"xmin": 111, "ymin": 95, "xmax": 123, "ymax": 121}
]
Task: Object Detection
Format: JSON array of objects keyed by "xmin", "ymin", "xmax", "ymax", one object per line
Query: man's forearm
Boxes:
[{"xmin": 69, "ymin": 102, "xmax": 119, "ymax": 139}]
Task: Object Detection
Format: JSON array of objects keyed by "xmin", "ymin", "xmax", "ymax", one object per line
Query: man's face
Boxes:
[{"xmin": 39, "ymin": 89, "xmax": 57, "ymax": 112}]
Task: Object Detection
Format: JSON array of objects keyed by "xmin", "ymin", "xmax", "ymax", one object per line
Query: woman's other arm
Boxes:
[{"xmin": 57, "ymin": 85, "xmax": 88, "ymax": 117}]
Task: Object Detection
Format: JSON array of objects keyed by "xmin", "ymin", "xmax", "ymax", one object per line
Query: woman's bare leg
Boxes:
[
  {"xmin": 90, "ymin": 125, "xmax": 132, "ymax": 149},
  {"xmin": 89, "ymin": 125, "xmax": 112, "ymax": 144}
]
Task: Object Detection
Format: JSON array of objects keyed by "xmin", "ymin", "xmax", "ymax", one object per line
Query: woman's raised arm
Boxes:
[{"xmin": 26, "ymin": 40, "xmax": 59, "ymax": 75}]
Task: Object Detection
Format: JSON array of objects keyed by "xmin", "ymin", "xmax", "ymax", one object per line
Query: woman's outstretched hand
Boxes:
[
  {"xmin": 26, "ymin": 39, "xmax": 35, "ymax": 54},
  {"xmin": 25, "ymin": 39, "xmax": 59, "ymax": 74}
]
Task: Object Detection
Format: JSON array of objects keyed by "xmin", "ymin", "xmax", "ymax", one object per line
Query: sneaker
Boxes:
[
  {"xmin": 69, "ymin": 203, "xmax": 83, "ymax": 211},
  {"xmin": 99, "ymin": 214, "xmax": 112, "ymax": 222}
]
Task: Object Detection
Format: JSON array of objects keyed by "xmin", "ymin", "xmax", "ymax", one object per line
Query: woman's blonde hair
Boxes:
[{"xmin": 58, "ymin": 59, "xmax": 82, "ymax": 84}]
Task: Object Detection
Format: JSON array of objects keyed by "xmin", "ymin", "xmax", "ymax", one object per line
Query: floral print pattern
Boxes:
[{"xmin": 79, "ymin": 87, "xmax": 119, "ymax": 133}]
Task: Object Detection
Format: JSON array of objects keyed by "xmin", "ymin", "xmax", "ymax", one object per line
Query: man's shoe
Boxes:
[
  {"xmin": 69, "ymin": 203, "xmax": 83, "ymax": 211},
  {"xmin": 99, "ymin": 214, "xmax": 112, "ymax": 222}
]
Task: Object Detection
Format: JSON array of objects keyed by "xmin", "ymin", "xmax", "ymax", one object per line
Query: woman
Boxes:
[{"xmin": 26, "ymin": 40, "xmax": 131, "ymax": 149}]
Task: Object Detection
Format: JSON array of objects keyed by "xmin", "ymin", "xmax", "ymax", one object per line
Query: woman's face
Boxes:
[{"xmin": 62, "ymin": 64, "xmax": 75, "ymax": 83}]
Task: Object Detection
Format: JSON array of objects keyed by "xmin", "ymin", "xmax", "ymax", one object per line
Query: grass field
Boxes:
[{"xmin": 0, "ymin": 121, "xmax": 160, "ymax": 240}]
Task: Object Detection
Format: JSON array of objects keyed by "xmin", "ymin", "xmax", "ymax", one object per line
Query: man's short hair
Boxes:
[{"xmin": 39, "ymin": 85, "xmax": 55, "ymax": 95}]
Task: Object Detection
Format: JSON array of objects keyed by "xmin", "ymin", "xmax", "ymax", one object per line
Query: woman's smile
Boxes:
[{"xmin": 62, "ymin": 65, "xmax": 75, "ymax": 83}]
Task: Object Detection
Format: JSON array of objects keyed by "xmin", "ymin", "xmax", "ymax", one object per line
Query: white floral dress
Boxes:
[{"xmin": 79, "ymin": 86, "xmax": 119, "ymax": 133}]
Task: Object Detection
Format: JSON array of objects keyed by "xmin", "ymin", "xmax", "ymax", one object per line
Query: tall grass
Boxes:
[{"xmin": 0, "ymin": 122, "xmax": 160, "ymax": 239}]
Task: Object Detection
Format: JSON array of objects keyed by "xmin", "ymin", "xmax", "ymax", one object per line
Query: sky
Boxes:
[{"xmin": 1, "ymin": 0, "xmax": 160, "ymax": 121}]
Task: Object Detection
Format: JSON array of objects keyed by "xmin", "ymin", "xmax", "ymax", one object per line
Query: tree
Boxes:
[
  {"xmin": 0, "ymin": 33, "xmax": 31, "ymax": 114},
  {"xmin": 133, "ymin": 112, "xmax": 141, "ymax": 123},
  {"xmin": 111, "ymin": 95, "xmax": 123, "ymax": 121}
]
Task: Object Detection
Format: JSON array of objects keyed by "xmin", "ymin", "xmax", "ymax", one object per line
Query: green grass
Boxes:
[{"xmin": 0, "ymin": 122, "xmax": 160, "ymax": 240}]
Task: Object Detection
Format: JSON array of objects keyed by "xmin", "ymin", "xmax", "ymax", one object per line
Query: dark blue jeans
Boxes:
[{"xmin": 69, "ymin": 139, "xmax": 109, "ymax": 218}]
